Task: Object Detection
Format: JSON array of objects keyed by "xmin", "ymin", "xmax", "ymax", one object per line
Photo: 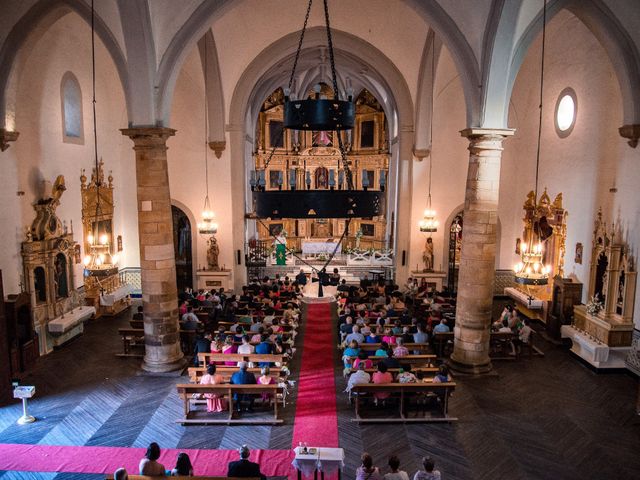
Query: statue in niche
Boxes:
[
  {"xmin": 207, "ymin": 236, "xmax": 220, "ymax": 271},
  {"xmin": 54, "ymin": 253, "xmax": 68, "ymax": 298},
  {"xmin": 423, "ymin": 237, "xmax": 434, "ymax": 272}
]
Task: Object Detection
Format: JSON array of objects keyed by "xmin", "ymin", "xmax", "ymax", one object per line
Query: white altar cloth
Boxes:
[
  {"xmin": 561, "ymin": 325, "xmax": 609, "ymax": 363},
  {"xmin": 504, "ymin": 287, "xmax": 544, "ymax": 309},
  {"xmin": 302, "ymin": 241, "xmax": 342, "ymax": 255},
  {"xmin": 100, "ymin": 284, "xmax": 132, "ymax": 306},
  {"xmin": 48, "ymin": 306, "xmax": 96, "ymax": 333},
  {"xmin": 292, "ymin": 446, "xmax": 344, "ymax": 477}
]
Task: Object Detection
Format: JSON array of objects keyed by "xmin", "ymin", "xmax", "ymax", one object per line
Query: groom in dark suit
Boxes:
[{"xmin": 227, "ymin": 445, "xmax": 266, "ymax": 480}]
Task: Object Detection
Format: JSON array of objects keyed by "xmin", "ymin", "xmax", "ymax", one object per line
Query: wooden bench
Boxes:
[
  {"xmin": 117, "ymin": 328, "xmax": 202, "ymax": 357},
  {"xmin": 188, "ymin": 366, "xmax": 263, "ymax": 382},
  {"xmin": 197, "ymin": 352, "xmax": 285, "ymax": 367},
  {"xmin": 345, "ymin": 354, "xmax": 435, "ymax": 367},
  {"xmin": 343, "ymin": 343, "xmax": 430, "ymax": 353},
  {"xmin": 107, "ymin": 475, "xmax": 257, "ymax": 480},
  {"xmin": 218, "ymin": 321, "xmax": 294, "ymax": 331},
  {"xmin": 350, "ymin": 382, "xmax": 457, "ymax": 423},
  {"xmin": 176, "ymin": 383, "xmax": 283, "ymax": 424}
]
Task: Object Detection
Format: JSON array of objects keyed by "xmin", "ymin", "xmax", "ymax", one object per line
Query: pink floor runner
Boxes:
[
  {"xmin": 291, "ymin": 302, "xmax": 339, "ymax": 448},
  {"xmin": 0, "ymin": 301, "xmax": 340, "ymax": 476}
]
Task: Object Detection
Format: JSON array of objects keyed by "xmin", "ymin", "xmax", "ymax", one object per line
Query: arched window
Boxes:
[{"xmin": 60, "ymin": 72, "xmax": 84, "ymax": 143}]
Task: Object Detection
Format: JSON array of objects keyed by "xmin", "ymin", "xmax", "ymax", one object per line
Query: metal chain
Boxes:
[
  {"xmin": 288, "ymin": 0, "xmax": 313, "ymax": 91},
  {"xmin": 323, "ymin": 0, "xmax": 353, "ymax": 191}
]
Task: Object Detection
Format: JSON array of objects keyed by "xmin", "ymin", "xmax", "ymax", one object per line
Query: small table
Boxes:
[{"xmin": 292, "ymin": 446, "xmax": 344, "ymax": 480}]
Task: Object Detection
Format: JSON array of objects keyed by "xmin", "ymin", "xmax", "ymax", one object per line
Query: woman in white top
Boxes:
[
  {"xmin": 383, "ymin": 455, "xmax": 409, "ymax": 480},
  {"xmin": 237, "ymin": 335, "xmax": 255, "ymax": 354}
]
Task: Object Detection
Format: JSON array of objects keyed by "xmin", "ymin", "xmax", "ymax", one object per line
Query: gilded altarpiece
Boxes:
[
  {"xmin": 573, "ymin": 210, "xmax": 636, "ymax": 347},
  {"xmin": 253, "ymin": 87, "xmax": 389, "ymax": 250},
  {"xmin": 21, "ymin": 175, "xmax": 83, "ymax": 354}
]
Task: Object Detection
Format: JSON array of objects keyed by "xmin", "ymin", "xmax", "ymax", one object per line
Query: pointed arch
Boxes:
[{"xmin": 197, "ymin": 30, "xmax": 226, "ymax": 157}]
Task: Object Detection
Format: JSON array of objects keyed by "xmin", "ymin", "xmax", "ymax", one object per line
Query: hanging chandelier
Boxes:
[
  {"xmin": 251, "ymin": 0, "xmax": 385, "ymax": 219},
  {"xmin": 197, "ymin": 38, "xmax": 219, "ymax": 235},
  {"xmin": 83, "ymin": 0, "xmax": 118, "ymax": 278},
  {"xmin": 513, "ymin": 0, "xmax": 550, "ymax": 286},
  {"xmin": 419, "ymin": 43, "xmax": 438, "ymax": 234},
  {"xmin": 419, "ymin": 159, "xmax": 438, "ymax": 233}
]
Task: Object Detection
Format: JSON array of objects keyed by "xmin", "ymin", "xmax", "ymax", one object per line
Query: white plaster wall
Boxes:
[
  {"xmin": 168, "ymin": 46, "xmax": 235, "ymax": 282},
  {"xmin": 500, "ymin": 10, "xmax": 640, "ymax": 326},
  {"xmin": 0, "ymin": 12, "xmax": 137, "ymax": 295},
  {"xmin": 409, "ymin": 46, "xmax": 468, "ymax": 276}
]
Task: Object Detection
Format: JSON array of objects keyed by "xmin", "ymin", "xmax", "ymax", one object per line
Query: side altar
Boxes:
[{"xmin": 571, "ymin": 210, "xmax": 636, "ymax": 347}]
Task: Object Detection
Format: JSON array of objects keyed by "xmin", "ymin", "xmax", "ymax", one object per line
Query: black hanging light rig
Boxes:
[{"xmin": 251, "ymin": 0, "xmax": 385, "ymax": 220}]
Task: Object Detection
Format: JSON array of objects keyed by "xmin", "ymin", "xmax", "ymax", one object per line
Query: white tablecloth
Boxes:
[
  {"xmin": 561, "ymin": 325, "xmax": 609, "ymax": 362},
  {"xmin": 48, "ymin": 306, "xmax": 96, "ymax": 333},
  {"xmin": 504, "ymin": 287, "xmax": 544, "ymax": 309},
  {"xmin": 292, "ymin": 447, "xmax": 344, "ymax": 477},
  {"xmin": 100, "ymin": 284, "xmax": 132, "ymax": 306},
  {"xmin": 302, "ymin": 241, "xmax": 342, "ymax": 255}
]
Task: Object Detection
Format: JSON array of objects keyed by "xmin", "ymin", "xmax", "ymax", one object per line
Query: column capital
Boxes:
[
  {"xmin": 460, "ymin": 127, "xmax": 515, "ymax": 139},
  {"xmin": 120, "ymin": 127, "xmax": 176, "ymax": 146},
  {"xmin": 618, "ymin": 124, "xmax": 640, "ymax": 148},
  {"xmin": 0, "ymin": 129, "xmax": 19, "ymax": 151},
  {"xmin": 209, "ymin": 140, "xmax": 226, "ymax": 159}
]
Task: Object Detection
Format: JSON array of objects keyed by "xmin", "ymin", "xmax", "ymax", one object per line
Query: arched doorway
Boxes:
[
  {"xmin": 447, "ymin": 212, "xmax": 463, "ymax": 294},
  {"xmin": 172, "ymin": 205, "xmax": 193, "ymax": 292}
]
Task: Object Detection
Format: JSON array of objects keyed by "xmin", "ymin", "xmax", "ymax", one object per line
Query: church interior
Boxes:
[{"xmin": 1, "ymin": 0, "xmax": 640, "ymax": 478}]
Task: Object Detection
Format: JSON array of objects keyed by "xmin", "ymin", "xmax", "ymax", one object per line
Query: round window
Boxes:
[{"xmin": 554, "ymin": 87, "xmax": 577, "ymax": 137}]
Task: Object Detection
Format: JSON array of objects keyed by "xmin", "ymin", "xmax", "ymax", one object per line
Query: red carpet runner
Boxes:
[
  {"xmin": 291, "ymin": 302, "xmax": 339, "ymax": 448},
  {"xmin": 0, "ymin": 302, "xmax": 340, "ymax": 476}
]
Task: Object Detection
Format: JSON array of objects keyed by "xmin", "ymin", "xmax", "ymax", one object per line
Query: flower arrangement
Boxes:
[{"xmin": 585, "ymin": 295, "xmax": 604, "ymax": 316}]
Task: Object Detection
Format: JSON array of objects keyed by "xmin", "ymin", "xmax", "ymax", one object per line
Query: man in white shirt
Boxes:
[
  {"xmin": 181, "ymin": 306, "xmax": 201, "ymax": 330},
  {"xmin": 345, "ymin": 363, "xmax": 370, "ymax": 393}
]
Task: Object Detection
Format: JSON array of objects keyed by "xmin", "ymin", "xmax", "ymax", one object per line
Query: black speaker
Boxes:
[
  {"xmin": 402, "ymin": 250, "xmax": 406, "ymax": 266},
  {"xmin": 237, "ymin": 250, "xmax": 242, "ymax": 265}
]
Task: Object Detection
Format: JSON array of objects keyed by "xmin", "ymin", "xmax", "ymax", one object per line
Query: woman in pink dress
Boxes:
[
  {"xmin": 200, "ymin": 364, "xmax": 227, "ymax": 412},
  {"xmin": 258, "ymin": 366, "xmax": 276, "ymax": 404},
  {"xmin": 210, "ymin": 338, "xmax": 224, "ymax": 365},
  {"xmin": 371, "ymin": 362, "xmax": 393, "ymax": 402},
  {"xmin": 222, "ymin": 336, "xmax": 237, "ymax": 366},
  {"xmin": 382, "ymin": 328, "xmax": 397, "ymax": 345}
]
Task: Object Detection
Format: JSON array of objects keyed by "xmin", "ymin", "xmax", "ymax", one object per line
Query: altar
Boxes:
[{"xmin": 301, "ymin": 239, "xmax": 342, "ymax": 255}]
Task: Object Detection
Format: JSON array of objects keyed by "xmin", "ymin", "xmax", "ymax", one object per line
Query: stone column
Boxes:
[
  {"xmin": 449, "ymin": 128, "xmax": 514, "ymax": 374},
  {"xmin": 121, "ymin": 127, "xmax": 185, "ymax": 373}
]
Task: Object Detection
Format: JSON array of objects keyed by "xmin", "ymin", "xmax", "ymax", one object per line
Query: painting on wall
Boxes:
[
  {"xmin": 515, "ymin": 238, "xmax": 521, "ymax": 255},
  {"xmin": 575, "ymin": 242, "xmax": 583, "ymax": 264}
]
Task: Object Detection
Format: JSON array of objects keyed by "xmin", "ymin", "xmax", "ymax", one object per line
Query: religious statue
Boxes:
[
  {"xmin": 207, "ymin": 235, "xmax": 220, "ymax": 271},
  {"xmin": 355, "ymin": 228, "xmax": 363, "ymax": 250},
  {"xmin": 423, "ymin": 237, "xmax": 434, "ymax": 272}
]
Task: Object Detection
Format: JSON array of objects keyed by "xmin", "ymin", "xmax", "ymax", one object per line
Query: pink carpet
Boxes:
[
  {"xmin": 291, "ymin": 302, "xmax": 339, "ymax": 448},
  {"xmin": 0, "ymin": 443, "xmax": 294, "ymax": 476}
]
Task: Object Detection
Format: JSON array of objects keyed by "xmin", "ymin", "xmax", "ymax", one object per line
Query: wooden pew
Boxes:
[
  {"xmin": 343, "ymin": 343, "xmax": 430, "ymax": 353},
  {"xmin": 218, "ymin": 321, "xmax": 294, "ymax": 331},
  {"xmin": 176, "ymin": 383, "xmax": 283, "ymax": 424},
  {"xmin": 350, "ymin": 382, "xmax": 457, "ymax": 423},
  {"xmin": 347, "ymin": 367, "xmax": 438, "ymax": 376},
  {"xmin": 117, "ymin": 328, "xmax": 201, "ymax": 357},
  {"xmin": 188, "ymin": 366, "xmax": 262, "ymax": 382},
  {"xmin": 107, "ymin": 475, "xmax": 257, "ymax": 480},
  {"xmin": 344, "ymin": 354, "xmax": 436, "ymax": 367},
  {"xmin": 197, "ymin": 352, "xmax": 285, "ymax": 367}
]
